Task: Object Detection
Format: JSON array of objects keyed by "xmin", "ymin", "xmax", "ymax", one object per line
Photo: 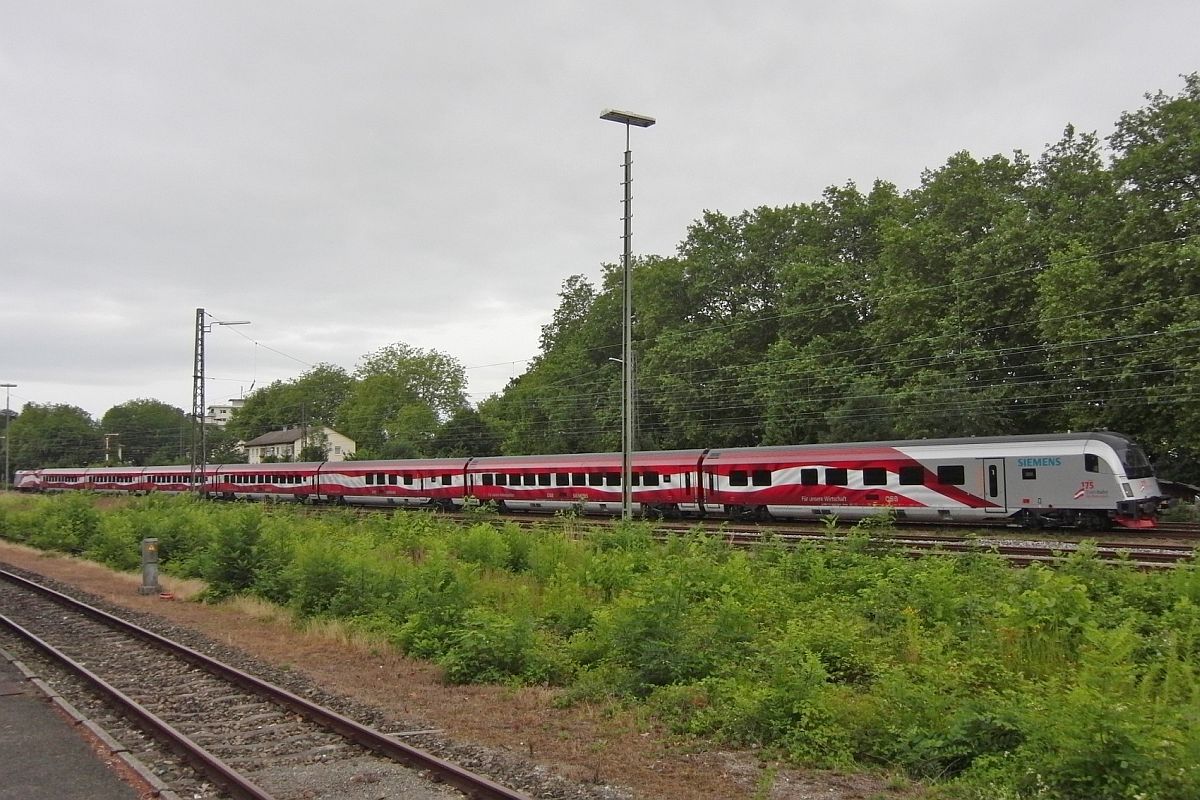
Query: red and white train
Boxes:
[{"xmin": 14, "ymin": 432, "xmax": 1163, "ymax": 529}]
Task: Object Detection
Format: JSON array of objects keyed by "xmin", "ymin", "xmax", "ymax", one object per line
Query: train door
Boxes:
[
  {"xmin": 983, "ymin": 458, "xmax": 1007, "ymax": 513},
  {"xmin": 702, "ymin": 470, "xmax": 723, "ymax": 515}
]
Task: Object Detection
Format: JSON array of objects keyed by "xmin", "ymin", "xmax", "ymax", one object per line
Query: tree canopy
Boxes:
[{"xmin": 481, "ymin": 74, "xmax": 1200, "ymax": 480}]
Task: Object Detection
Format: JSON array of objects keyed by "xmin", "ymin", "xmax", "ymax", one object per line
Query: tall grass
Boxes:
[{"xmin": 3, "ymin": 492, "xmax": 1199, "ymax": 798}]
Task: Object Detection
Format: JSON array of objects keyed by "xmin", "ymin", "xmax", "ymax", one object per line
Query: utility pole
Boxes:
[
  {"xmin": 1, "ymin": 383, "xmax": 14, "ymax": 491},
  {"xmin": 191, "ymin": 309, "xmax": 249, "ymax": 495}
]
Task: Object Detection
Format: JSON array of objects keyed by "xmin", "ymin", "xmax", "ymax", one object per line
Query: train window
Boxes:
[
  {"xmin": 899, "ymin": 466, "xmax": 924, "ymax": 485},
  {"xmin": 386, "ymin": 474, "xmax": 396, "ymax": 485},
  {"xmin": 730, "ymin": 470, "xmax": 749, "ymax": 486},
  {"xmin": 1121, "ymin": 444, "xmax": 1154, "ymax": 479},
  {"xmin": 536, "ymin": 473, "xmax": 551, "ymax": 486},
  {"xmin": 605, "ymin": 472, "xmax": 621, "ymax": 486},
  {"xmin": 1085, "ymin": 454, "xmax": 1100, "ymax": 473},
  {"xmin": 752, "ymin": 470, "xmax": 772, "ymax": 486},
  {"xmin": 572, "ymin": 473, "xmax": 586, "ymax": 486},
  {"xmin": 510, "ymin": 473, "xmax": 522, "ymax": 485},
  {"xmin": 824, "ymin": 468, "xmax": 848, "ymax": 485},
  {"xmin": 442, "ymin": 475, "xmax": 452, "ymax": 486},
  {"xmin": 800, "ymin": 468, "xmax": 818, "ymax": 485},
  {"xmin": 523, "ymin": 474, "xmax": 537, "ymax": 486},
  {"xmin": 365, "ymin": 474, "xmax": 375, "ymax": 486},
  {"xmin": 937, "ymin": 465, "xmax": 965, "ymax": 485},
  {"xmin": 1022, "ymin": 468, "xmax": 1037, "ymax": 480},
  {"xmin": 588, "ymin": 473, "xmax": 604, "ymax": 486},
  {"xmin": 481, "ymin": 474, "xmax": 494, "ymax": 486},
  {"xmin": 555, "ymin": 473, "xmax": 569, "ymax": 486},
  {"xmin": 495, "ymin": 473, "xmax": 506, "ymax": 486},
  {"xmin": 404, "ymin": 474, "xmax": 414, "ymax": 486},
  {"xmin": 863, "ymin": 468, "xmax": 887, "ymax": 486},
  {"xmin": 631, "ymin": 472, "xmax": 641, "ymax": 486},
  {"xmin": 644, "ymin": 471, "xmax": 660, "ymax": 487}
]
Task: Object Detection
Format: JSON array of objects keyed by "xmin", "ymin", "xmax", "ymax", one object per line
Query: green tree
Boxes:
[
  {"xmin": 100, "ymin": 399, "xmax": 190, "ymax": 465},
  {"xmin": 227, "ymin": 363, "xmax": 352, "ymax": 441},
  {"xmin": 430, "ymin": 408, "xmax": 503, "ymax": 457},
  {"xmin": 337, "ymin": 343, "xmax": 467, "ymax": 458},
  {"xmin": 7, "ymin": 403, "xmax": 101, "ymax": 469}
]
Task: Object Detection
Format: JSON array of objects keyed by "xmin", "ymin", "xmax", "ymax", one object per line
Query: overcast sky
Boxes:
[{"xmin": 2, "ymin": 1, "xmax": 1197, "ymax": 422}]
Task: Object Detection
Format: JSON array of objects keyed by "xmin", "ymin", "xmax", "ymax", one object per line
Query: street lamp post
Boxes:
[
  {"xmin": 600, "ymin": 109, "xmax": 655, "ymax": 521},
  {"xmin": 191, "ymin": 310, "xmax": 249, "ymax": 495},
  {"xmin": 104, "ymin": 433, "xmax": 121, "ymax": 464},
  {"xmin": 1, "ymin": 383, "xmax": 14, "ymax": 492}
]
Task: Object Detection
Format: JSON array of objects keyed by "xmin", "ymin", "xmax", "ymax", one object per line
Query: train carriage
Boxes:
[
  {"xmin": 14, "ymin": 469, "xmax": 42, "ymax": 491},
  {"xmin": 316, "ymin": 458, "xmax": 471, "ymax": 508},
  {"xmin": 140, "ymin": 465, "xmax": 197, "ymax": 495},
  {"xmin": 467, "ymin": 450, "xmax": 705, "ymax": 516},
  {"xmin": 703, "ymin": 432, "xmax": 1161, "ymax": 529},
  {"xmin": 88, "ymin": 466, "xmax": 147, "ymax": 493},
  {"xmin": 35, "ymin": 467, "xmax": 90, "ymax": 492},
  {"xmin": 210, "ymin": 462, "xmax": 322, "ymax": 502},
  {"xmin": 13, "ymin": 431, "xmax": 1165, "ymax": 530}
]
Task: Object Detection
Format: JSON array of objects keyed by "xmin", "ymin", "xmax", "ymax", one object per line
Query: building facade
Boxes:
[
  {"xmin": 205, "ymin": 397, "xmax": 246, "ymax": 428},
  {"xmin": 242, "ymin": 426, "xmax": 356, "ymax": 464}
]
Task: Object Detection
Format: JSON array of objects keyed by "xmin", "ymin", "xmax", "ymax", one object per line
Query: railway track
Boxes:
[
  {"xmin": 478, "ymin": 513, "xmax": 1196, "ymax": 569},
  {"xmin": 697, "ymin": 527, "xmax": 1193, "ymax": 569},
  {"xmin": 0, "ymin": 567, "xmax": 532, "ymax": 800}
]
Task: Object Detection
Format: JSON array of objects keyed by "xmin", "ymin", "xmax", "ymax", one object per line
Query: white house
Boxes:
[
  {"xmin": 242, "ymin": 426, "xmax": 356, "ymax": 464},
  {"xmin": 205, "ymin": 398, "xmax": 246, "ymax": 428}
]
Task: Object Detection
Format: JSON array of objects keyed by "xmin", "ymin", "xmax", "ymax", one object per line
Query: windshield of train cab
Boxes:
[{"xmin": 1121, "ymin": 443, "xmax": 1155, "ymax": 479}]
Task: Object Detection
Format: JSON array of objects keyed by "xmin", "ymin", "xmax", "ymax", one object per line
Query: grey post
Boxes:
[
  {"xmin": 138, "ymin": 538, "xmax": 161, "ymax": 595},
  {"xmin": 600, "ymin": 109, "xmax": 655, "ymax": 521}
]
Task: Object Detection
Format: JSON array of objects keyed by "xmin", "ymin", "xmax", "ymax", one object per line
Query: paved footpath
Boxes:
[{"xmin": 0, "ymin": 650, "xmax": 147, "ymax": 800}]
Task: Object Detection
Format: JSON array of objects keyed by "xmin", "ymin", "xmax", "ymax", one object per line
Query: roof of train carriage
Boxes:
[
  {"xmin": 705, "ymin": 432, "xmax": 1136, "ymax": 462},
  {"xmin": 468, "ymin": 450, "xmax": 707, "ymax": 469},
  {"xmin": 319, "ymin": 457, "xmax": 472, "ymax": 471},
  {"xmin": 214, "ymin": 462, "xmax": 325, "ymax": 472}
]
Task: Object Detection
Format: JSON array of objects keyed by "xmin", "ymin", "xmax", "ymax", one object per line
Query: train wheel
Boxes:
[{"xmin": 1018, "ymin": 509, "xmax": 1043, "ymax": 529}]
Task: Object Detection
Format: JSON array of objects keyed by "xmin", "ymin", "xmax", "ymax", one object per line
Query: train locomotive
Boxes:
[{"xmin": 14, "ymin": 431, "xmax": 1163, "ymax": 530}]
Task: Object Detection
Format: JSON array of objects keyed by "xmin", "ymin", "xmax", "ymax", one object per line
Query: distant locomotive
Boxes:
[{"xmin": 14, "ymin": 432, "xmax": 1163, "ymax": 530}]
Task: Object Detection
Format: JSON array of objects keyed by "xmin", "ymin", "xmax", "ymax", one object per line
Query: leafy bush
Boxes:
[{"xmin": 9, "ymin": 493, "xmax": 1200, "ymax": 797}]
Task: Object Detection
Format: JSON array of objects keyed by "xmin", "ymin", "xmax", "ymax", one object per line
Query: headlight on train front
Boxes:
[{"xmin": 1122, "ymin": 482, "xmax": 1133, "ymax": 498}]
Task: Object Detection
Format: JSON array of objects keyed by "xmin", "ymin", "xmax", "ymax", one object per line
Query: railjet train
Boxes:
[{"xmin": 15, "ymin": 432, "xmax": 1163, "ymax": 530}]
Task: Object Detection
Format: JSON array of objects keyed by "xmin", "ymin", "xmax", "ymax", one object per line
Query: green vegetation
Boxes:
[{"xmin": 5, "ymin": 493, "xmax": 1200, "ymax": 799}]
